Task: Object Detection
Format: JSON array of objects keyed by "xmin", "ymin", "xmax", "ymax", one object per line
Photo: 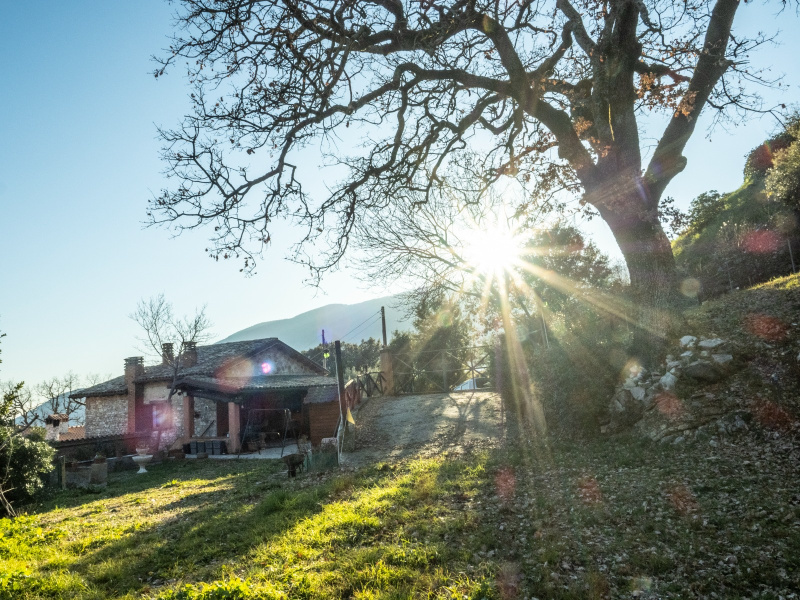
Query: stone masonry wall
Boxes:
[
  {"xmin": 85, "ymin": 395, "xmax": 129, "ymax": 437},
  {"xmin": 220, "ymin": 348, "xmax": 317, "ymax": 378},
  {"xmin": 194, "ymin": 397, "xmax": 217, "ymax": 437}
]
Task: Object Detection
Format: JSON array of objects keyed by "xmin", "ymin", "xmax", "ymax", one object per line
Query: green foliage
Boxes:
[
  {"xmin": 481, "ymin": 223, "xmax": 624, "ymax": 434},
  {"xmin": 765, "ymin": 118, "xmax": 800, "ymax": 211},
  {"xmin": 673, "ymin": 178, "xmax": 797, "ymax": 299},
  {"xmin": 301, "ymin": 337, "xmax": 381, "ymax": 376},
  {"xmin": 0, "ymin": 426, "xmax": 55, "ymax": 514},
  {"xmin": 387, "ymin": 298, "xmax": 475, "ymax": 393},
  {"xmin": 743, "ymin": 119, "xmax": 797, "ymax": 180},
  {"xmin": 0, "ymin": 330, "xmax": 56, "ymax": 516},
  {"xmin": 683, "ymin": 191, "xmax": 726, "ymax": 235}
]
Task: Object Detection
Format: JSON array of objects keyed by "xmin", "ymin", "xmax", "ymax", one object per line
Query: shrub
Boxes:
[{"xmin": 0, "ymin": 427, "xmax": 55, "ymax": 515}]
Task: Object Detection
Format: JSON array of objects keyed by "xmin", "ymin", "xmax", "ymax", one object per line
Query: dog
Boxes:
[{"xmin": 282, "ymin": 452, "xmax": 306, "ymax": 477}]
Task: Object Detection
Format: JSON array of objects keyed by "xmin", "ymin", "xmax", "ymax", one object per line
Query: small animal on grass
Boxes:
[{"xmin": 282, "ymin": 453, "xmax": 306, "ymax": 477}]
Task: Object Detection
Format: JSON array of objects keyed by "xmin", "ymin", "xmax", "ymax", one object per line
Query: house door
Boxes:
[
  {"xmin": 216, "ymin": 401, "xmax": 229, "ymax": 436},
  {"xmin": 135, "ymin": 396, "xmax": 153, "ymax": 432}
]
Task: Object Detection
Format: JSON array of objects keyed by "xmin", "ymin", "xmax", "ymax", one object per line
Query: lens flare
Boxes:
[
  {"xmin": 261, "ymin": 362, "xmax": 273, "ymax": 374},
  {"xmin": 461, "ymin": 222, "xmax": 524, "ymax": 278}
]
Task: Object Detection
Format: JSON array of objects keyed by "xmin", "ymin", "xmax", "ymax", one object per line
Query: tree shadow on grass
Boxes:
[{"xmin": 35, "ymin": 460, "xmax": 337, "ymax": 598}]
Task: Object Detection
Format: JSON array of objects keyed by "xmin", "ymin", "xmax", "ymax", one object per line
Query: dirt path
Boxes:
[{"xmin": 341, "ymin": 390, "xmax": 504, "ymax": 467}]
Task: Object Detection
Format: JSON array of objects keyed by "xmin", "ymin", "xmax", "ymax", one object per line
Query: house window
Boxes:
[{"xmin": 153, "ymin": 402, "xmax": 173, "ymax": 430}]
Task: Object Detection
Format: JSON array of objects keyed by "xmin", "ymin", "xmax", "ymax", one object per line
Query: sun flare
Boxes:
[{"xmin": 462, "ymin": 223, "xmax": 524, "ymax": 277}]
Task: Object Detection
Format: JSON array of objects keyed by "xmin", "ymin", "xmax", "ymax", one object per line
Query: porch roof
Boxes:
[{"xmin": 175, "ymin": 374, "xmax": 337, "ymax": 401}]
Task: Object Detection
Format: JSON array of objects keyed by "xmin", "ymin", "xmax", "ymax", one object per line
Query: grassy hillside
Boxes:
[
  {"xmin": 3, "ymin": 438, "xmax": 799, "ymax": 598},
  {"xmin": 3, "ymin": 280, "xmax": 800, "ymax": 599},
  {"xmin": 672, "ymin": 177, "xmax": 797, "ymax": 299}
]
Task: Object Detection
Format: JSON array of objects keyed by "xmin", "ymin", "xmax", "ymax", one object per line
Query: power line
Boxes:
[
  {"xmin": 340, "ymin": 313, "xmax": 382, "ymax": 344},
  {"xmin": 335, "ymin": 309, "xmax": 382, "ymax": 343}
]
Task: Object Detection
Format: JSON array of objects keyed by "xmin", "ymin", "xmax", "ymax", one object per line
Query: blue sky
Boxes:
[{"xmin": 1, "ymin": 1, "xmax": 798, "ymax": 387}]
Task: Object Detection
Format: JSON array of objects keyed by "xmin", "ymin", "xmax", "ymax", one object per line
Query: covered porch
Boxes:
[{"xmin": 175, "ymin": 374, "xmax": 339, "ymax": 455}]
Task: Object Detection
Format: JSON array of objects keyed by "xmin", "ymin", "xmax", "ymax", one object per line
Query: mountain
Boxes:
[{"xmin": 216, "ymin": 295, "xmax": 414, "ymax": 350}]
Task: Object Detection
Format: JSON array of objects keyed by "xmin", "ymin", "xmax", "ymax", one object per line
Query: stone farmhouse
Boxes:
[{"xmin": 69, "ymin": 338, "xmax": 340, "ymax": 453}]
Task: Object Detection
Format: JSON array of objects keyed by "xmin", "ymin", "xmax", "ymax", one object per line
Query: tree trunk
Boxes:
[{"xmin": 601, "ymin": 205, "xmax": 682, "ymax": 368}]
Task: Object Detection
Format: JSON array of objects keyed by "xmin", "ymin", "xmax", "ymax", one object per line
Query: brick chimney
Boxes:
[
  {"xmin": 124, "ymin": 356, "xmax": 144, "ymax": 383},
  {"xmin": 183, "ymin": 342, "xmax": 198, "ymax": 367},
  {"xmin": 44, "ymin": 414, "xmax": 69, "ymax": 442},
  {"xmin": 161, "ymin": 343, "xmax": 174, "ymax": 365}
]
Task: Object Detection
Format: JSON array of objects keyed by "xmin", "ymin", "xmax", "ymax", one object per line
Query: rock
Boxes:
[
  {"xmin": 609, "ymin": 388, "xmax": 644, "ymax": 427},
  {"xmin": 698, "ymin": 337, "xmax": 725, "ymax": 350},
  {"xmin": 796, "ymin": 351, "xmax": 800, "ymax": 362},
  {"xmin": 733, "ymin": 415, "xmax": 749, "ymax": 432},
  {"xmin": 666, "ymin": 360, "xmax": 682, "ymax": 370},
  {"xmin": 673, "ymin": 436, "xmax": 685, "ymax": 444},
  {"xmin": 680, "ymin": 335, "xmax": 697, "ymax": 348},
  {"xmin": 684, "ymin": 360, "xmax": 724, "ymax": 383},
  {"xmin": 681, "ymin": 351, "xmax": 694, "ymax": 358},
  {"xmin": 630, "ymin": 386, "xmax": 646, "ymax": 402},
  {"xmin": 641, "ymin": 389, "xmax": 658, "ymax": 410},
  {"xmin": 660, "ymin": 372, "xmax": 678, "ymax": 390},
  {"xmin": 711, "ymin": 354, "xmax": 733, "ymax": 367}
]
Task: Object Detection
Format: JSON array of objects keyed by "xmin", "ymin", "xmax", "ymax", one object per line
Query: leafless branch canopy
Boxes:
[
  {"xmin": 150, "ymin": 0, "xmax": 784, "ymax": 277},
  {"xmin": 130, "ymin": 294, "xmax": 214, "ymax": 363}
]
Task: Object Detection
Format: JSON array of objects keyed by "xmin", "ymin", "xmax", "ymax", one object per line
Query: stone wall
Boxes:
[
  {"xmin": 220, "ymin": 348, "xmax": 318, "ymax": 378},
  {"xmin": 144, "ymin": 382, "xmax": 171, "ymax": 404},
  {"xmin": 194, "ymin": 397, "xmax": 217, "ymax": 437},
  {"xmin": 85, "ymin": 394, "xmax": 129, "ymax": 437}
]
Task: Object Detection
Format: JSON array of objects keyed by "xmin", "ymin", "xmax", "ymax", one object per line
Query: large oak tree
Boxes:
[{"xmin": 151, "ymin": 0, "xmax": 781, "ymax": 362}]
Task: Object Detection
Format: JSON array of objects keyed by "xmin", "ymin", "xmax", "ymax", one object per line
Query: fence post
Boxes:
[{"xmin": 380, "ymin": 348, "xmax": 395, "ymax": 396}]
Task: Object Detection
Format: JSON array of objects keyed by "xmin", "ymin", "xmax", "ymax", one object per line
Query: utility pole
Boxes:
[
  {"xmin": 334, "ymin": 341, "xmax": 346, "ymax": 422},
  {"xmin": 322, "ymin": 329, "xmax": 328, "ymax": 370},
  {"xmin": 381, "ymin": 306, "xmax": 388, "ymax": 348}
]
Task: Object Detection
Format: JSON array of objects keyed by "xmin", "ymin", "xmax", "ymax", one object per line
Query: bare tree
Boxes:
[
  {"xmin": 130, "ymin": 294, "xmax": 214, "ymax": 400},
  {"xmin": 35, "ymin": 373, "xmax": 86, "ymax": 426},
  {"xmin": 1, "ymin": 381, "xmax": 38, "ymax": 429},
  {"xmin": 150, "ymin": 0, "xmax": 786, "ymax": 364}
]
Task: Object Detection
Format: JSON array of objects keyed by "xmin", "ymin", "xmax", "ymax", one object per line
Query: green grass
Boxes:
[{"xmin": 2, "ymin": 433, "xmax": 799, "ymax": 599}]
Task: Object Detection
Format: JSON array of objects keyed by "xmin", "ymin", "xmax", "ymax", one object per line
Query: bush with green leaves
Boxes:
[
  {"xmin": 0, "ymin": 427, "xmax": 55, "ymax": 516},
  {"xmin": 766, "ymin": 118, "xmax": 800, "ymax": 211}
]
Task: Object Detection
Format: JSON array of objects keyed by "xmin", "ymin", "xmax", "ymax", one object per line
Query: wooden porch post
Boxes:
[
  {"xmin": 182, "ymin": 395, "xmax": 195, "ymax": 441},
  {"xmin": 227, "ymin": 402, "xmax": 241, "ymax": 453},
  {"xmin": 380, "ymin": 348, "xmax": 394, "ymax": 396}
]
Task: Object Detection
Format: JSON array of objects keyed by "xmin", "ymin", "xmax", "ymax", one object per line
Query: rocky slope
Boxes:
[{"xmin": 603, "ymin": 273, "xmax": 800, "ymax": 443}]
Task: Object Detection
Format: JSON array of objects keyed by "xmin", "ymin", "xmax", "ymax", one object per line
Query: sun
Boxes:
[{"xmin": 461, "ymin": 222, "xmax": 524, "ymax": 278}]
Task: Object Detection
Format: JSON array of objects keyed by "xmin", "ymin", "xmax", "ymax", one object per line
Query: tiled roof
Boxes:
[
  {"xmin": 70, "ymin": 338, "xmax": 327, "ymax": 399},
  {"xmin": 59, "ymin": 426, "xmax": 86, "ymax": 441},
  {"xmin": 69, "ymin": 375, "xmax": 127, "ymax": 399},
  {"xmin": 176, "ymin": 374, "xmax": 337, "ymax": 396}
]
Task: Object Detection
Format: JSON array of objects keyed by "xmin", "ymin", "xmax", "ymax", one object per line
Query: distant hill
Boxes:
[{"xmin": 216, "ymin": 295, "xmax": 414, "ymax": 350}]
